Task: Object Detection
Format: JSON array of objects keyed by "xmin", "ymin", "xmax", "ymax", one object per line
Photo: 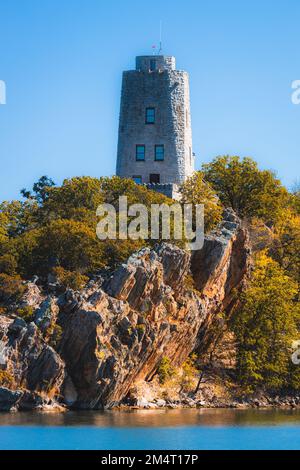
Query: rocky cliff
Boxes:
[{"xmin": 0, "ymin": 210, "xmax": 250, "ymax": 411}]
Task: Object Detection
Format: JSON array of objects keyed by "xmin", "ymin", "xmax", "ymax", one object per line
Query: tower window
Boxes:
[
  {"xmin": 155, "ymin": 145, "xmax": 164, "ymax": 161},
  {"xmin": 136, "ymin": 145, "xmax": 145, "ymax": 161},
  {"xmin": 133, "ymin": 176, "xmax": 142, "ymax": 184},
  {"xmin": 150, "ymin": 59, "xmax": 156, "ymax": 71},
  {"xmin": 150, "ymin": 174, "xmax": 160, "ymax": 184},
  {"xmin": 146, "ymin": 107, "xmax": 155, "ymax": 124}
]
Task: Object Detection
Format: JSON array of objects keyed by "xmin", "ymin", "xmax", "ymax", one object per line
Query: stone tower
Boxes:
[{"xmin": 116, "ymin": 55, "xmax": 194, "ymax": 198}]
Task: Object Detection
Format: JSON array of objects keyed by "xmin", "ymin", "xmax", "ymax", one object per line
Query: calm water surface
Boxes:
[{"xmin": 1, "ymin": 408, "xmax": 300, "ymax": 450}]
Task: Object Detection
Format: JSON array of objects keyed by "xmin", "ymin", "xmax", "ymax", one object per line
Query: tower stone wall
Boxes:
[{"xmin": 116, "ymin": 55, "xmax": 194, "ymax": 190}]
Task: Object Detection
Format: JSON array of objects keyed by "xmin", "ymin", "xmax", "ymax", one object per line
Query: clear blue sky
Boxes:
[{"xmin": 0, "ymin": 0, "xmax": 299, "ymax": 201}]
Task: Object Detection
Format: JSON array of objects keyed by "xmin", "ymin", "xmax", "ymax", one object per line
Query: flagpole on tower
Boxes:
[{"xmin": 158, "ymin": 20, "xmax": 162, "ymax": 54}]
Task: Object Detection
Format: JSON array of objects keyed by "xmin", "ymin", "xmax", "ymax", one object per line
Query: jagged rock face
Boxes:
[
  {"xmin": 18, "ymin": 282, "xmax": 45, "ymax": 310},
  {"xmin": 58, "ymin": 244, "xmax": 205, "ymax": 408},
  {"xmin": 191, "ymin": 209, "xmax": 251, "ymax": 354},
  {"xmin": 0, "ymin": 315, "xmax": 65, "ymax": 404},
  {"xmin": 0, "ymin": 211, "xmax": 251, "ymax": 410},
  {"xmin": 191, "ymin": 209, "xmax": 250, "ymax": 304}
]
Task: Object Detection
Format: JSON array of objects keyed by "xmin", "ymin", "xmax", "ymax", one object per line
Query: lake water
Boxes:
[{"xmin": 1, "ymin": 408, "xmax": 300, "ymax": 450}]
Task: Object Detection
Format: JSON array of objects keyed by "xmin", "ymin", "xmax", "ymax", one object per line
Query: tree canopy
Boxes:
[
  {"xmin": 0, "ymin": 176, "xmax": 184, "ymax": 292},
  {"xmin": 1, "ymin": 160, "xmax": 299, "ymax": 394},
  {"xmin": 180, "ymin": 171, "xmax": 223, "ymax": 232},
  {"xmin": 231, "ymin": 253, "xmax": 300, "ymax": 391},
  {"xmin": 202, "ymin": 155, "xmax": 289, "ymax": 224}
]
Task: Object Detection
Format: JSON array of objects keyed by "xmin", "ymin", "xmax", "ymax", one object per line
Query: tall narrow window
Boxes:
[
  {"xmin": 155, "ymin": 145, "xmax": 164, "ymax": 161},
  {"xmin": 146, "ymin": 107, "xmax": 155, "ymax": 124},
  {"xmin": 150, "ymin": 59, "xmax": 156, "ymax": 71},
  {"xmin": 136, "ymin": 145, "xmax": 145, "ymax": 161},
  {"xmin": 133, "ymin": 176, "xmax": 142, "ymax": 184}
]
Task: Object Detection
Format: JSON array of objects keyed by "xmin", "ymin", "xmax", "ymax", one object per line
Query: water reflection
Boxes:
[{"xmin": 1, "ymin": 408, "xmax": 300, "ymax": 428}]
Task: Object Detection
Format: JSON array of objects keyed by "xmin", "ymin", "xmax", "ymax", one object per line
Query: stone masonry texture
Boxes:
[{"xmin": 116, "ymin": 55, "xmax": 194, "ymax": 189}]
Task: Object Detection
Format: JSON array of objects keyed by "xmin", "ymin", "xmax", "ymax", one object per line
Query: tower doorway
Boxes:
[{"xmin": 149, "ymin": 174, "xmax": 160, "ymax": 184}]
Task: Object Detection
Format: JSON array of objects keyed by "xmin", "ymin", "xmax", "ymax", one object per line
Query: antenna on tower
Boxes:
[{"xmin": 158, "ymin": 20, "xmax": 163, "ymax": 54}]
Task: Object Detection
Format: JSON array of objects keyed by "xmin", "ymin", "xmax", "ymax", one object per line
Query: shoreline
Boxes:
[
  {"xmin": 2, "ymin": 384, "xmax": 300, "ymax": 412},
  {"xmin": 3, "ymin": 401, "xmax": 300, "ymax": 413},
  {"xmin": 2, "ymin": 404, "xmax": 300, "ymax": 413}
]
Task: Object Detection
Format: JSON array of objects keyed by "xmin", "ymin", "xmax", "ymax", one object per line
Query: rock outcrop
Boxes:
[
  {"xmin": 58, "ymin": 244, "xmax": 205, "ymax": 408},
  {"xmin": 191, "ymin": 209, "xmax": 251, "ymax": 354},
  {"xmin": 0, "ymin": 210, "xmax": 250, "ymax": 410},
  {"xmin": 0, "ymin": 315, "xmax": 65, "ymax": 411}
]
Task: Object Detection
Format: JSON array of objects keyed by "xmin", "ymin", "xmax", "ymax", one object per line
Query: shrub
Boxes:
[
  {"xmin": 0, "ymin": 253, "xmax": 18, "ymax": 275},
  {"xmin": 0, "ymin": 273, "xmax": 26, "ymax": 304},
  {"xmin": 202, "ymin": 156, "xmax": 289, "ymax": 224},
  {"xmin": 231, "ymin": 253, "xmax": 300, "ymax": 391},
  {"xmin": 180, "ymin": 355, "xmax": 199, "ymax": 392},
  {"xmin": 0, "ymin": 370, "xmax": 14, "ymax": 387},
  {"xmin": 47, "ymin": 323, "xmax": 63, "ymax": 350},
  {"xmin": 53, "ymin": 267, "xmax": 89, "ymax": 291},
  {"xmin": 157, "ymin": 357, "xmax": 176, "ymax": 384},
  {"xmin": 16, "ymin": 306, "xmax": 35, "ymax": 323},
  {"xmin": 180, "ymin": 171, "xmax": 223, "ymax": 232},
  {"xmin": 17, "ymin": 219, "xmax": 104, "ymax": 278}
]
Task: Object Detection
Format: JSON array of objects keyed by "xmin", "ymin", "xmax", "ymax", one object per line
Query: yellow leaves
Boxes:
[
  {"xmin": 274, "ymin": 208, "xmax": 300, "ymax": 237},
  {"xmin": 0, "ymin": 370, "xmax": 14, "ymax": 387},
  {"xmin": 0, "ymin": 273, "xmax": 26, "ymax": 303},
  {"xmin": 202, "ymin": 155, "xmax": 290, "ymax": 224},
  {"xmin": 232, "ymin": 251, "xmax": 300, "ymax": 390},
  {"xmin": 53, "ymin": 267, "xmax": 89, "ymax": 291},
  {"xmin": 157, "ymin": 357, "xmax": 176, "ymax": 384},
  {"xmin": 16, "ymin": 306, "xmax": 35, "ymax": 323},
  {"xmin": 180, "ymin": 171, "xmax": 223, "ymax": 232}
]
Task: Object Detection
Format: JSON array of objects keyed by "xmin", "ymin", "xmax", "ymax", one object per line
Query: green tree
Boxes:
[
  {"xmin": 270, "ymin": 211, "xmax": 300, "ymax": 300},
  {"xmin": 180, "ymin": 171, "xmax": 223, "ymax": 232},
  {"xmin": 21, "ymin": 175, "xmax": 55, "ymax": 205},
  {"xmin": 0, "ymin": 273, "xmax": 26, "ymax": 304},
  {"xmin": 17, "ymin": 219, "xmax": 105, "ymax": 278},
  {"xmin": 0, "ymin": 175, "xmax": 182, "ymax": 283},
  {"xmin": 52, "ymin": 267, "xmax": 89, "ymax": 291},
  {"xmin": 291, "ymin": 182, "xmax": 300, "ymax": 215},
  {"xmin": 99, "ymin": 176, "xmax": 170, "ymax": 208},
  {"xmin": 202, "ymin": 156, "xmax": 289, "ymax": 224},
  {"xmin": 0, "ymin": 200, "xmax": 38, "ymax": 238},
  {"xmin": 157, "ymin": 357, "xmax": 176, "ymax": 384},
  {"xmin": 231, "ymin": 253, "xmax": 300, "ymax": 391},
  {"xmin": 41, "ymin": 176, "xmax": 104, "ymax": 225},
  {"xmin": 99, "ymin": 176, "xmax": 185, "ymax": 247}
]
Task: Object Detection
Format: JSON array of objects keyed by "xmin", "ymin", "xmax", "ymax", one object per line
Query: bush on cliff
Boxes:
[
  {"xmin": 180, "ymin": 171, "xmax": 223, "ymax": 232},
  {"xmin": 269, "ymin": 211, "xmax": 300, "ymax": 300},
  {"xmin": 231, "ymin": 253, "xmax": 300, "ymax": 391},
  {"xmin": 0, "ymin": 175, "xmax": 196, "ymax": 293},
  {"xmin": 0, "ymin": 273, "xmax": 26, "ymax": 304},
  {"xmin": 202, "ymin": 155, "xmax": 289, "ymax": 225},
  {"xmin": 52, "ymin": 267, "xmax": 89, "ymax": 291},
  {"xmin": 16, "ymin": 219, "xmax": 105, "ymax": 278},
  {"xmin": 158, "ymin": 357, "xmax": 176, "ymax": 384}
]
